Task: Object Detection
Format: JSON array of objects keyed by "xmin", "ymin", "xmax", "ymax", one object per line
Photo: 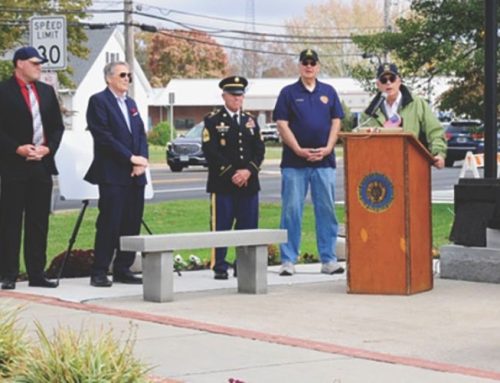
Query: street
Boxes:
[{"xmin": 52, "ymin": 160, "xmax": 467, "ymax": 211}]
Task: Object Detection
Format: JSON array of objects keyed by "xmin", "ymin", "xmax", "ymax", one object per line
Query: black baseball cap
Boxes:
[
  {"xmin": 299, "ymin": 49, "xmax": 319, "ymax": 63},
  {"xmin": 13, "ymin": 46, "xmax": 48, "ymax": 65},
  {"xmin": 377, "ymin": 63, "xmax": 399, "ymax": 79},
  {"xmin": 219, "ymin": 75, "xmax": 248, "ymax": 95}
]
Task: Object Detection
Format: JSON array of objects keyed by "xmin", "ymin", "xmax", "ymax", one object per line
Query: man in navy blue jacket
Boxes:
[{"xmin": 85, "ymin": 61, "xmax": 149, "ymax": 287}]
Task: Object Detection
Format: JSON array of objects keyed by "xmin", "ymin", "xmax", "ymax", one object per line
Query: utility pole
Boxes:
[
  {"xmin": 383, "ymin": 0, "xmax": 391, "ymax": 62},
  {"xmin": 243, "ymin": 0, "xmax": 256, "ymax": 77},
  {"xmin": 484, "ymin": 0, "xmax": 497, "ymax": 178},
  {"xmin": 124, "ymin": 0, "xmax": 135, "ymax": 98},
  {"xmin": 384, "ymin": 0, "xmax": 391, "ymax": 31}
]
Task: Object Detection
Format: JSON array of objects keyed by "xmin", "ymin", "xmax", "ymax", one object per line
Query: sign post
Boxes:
[
  {"xmin": 169, "ymin": 92, "xmax": 175, "ymax": 142},
  {"xmin": 29, "ymin": 15, "xmax": 67, "ymax": 70}
]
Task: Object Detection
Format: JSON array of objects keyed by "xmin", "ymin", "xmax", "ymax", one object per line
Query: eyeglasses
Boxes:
[
  {"xmin": 301, "ymin": 60, "xmax": 317, "ymax": 67},
  {"xmin": 118, "ymin": 72, "xmax": 133, "ymax": 81},
  {"xmin": 379, "ymin": 74, "xmax": 397, "ymax": 84}
]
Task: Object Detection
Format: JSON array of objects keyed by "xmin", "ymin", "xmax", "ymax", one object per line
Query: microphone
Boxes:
[{"xmin": 365, "ymin": 92, "xmax": 387, "ymax": 117}]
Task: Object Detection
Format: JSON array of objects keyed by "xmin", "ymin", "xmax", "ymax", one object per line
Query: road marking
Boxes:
[
  {"xmin": 151, "ymin": 177, "xmax": 206, "ymax": 185},
  {"xmin": 154, "ymin": 187, "xmax": 206, "ymax": 194}
]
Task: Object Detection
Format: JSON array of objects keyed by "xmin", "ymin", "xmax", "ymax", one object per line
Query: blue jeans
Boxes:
[{"xmin": 280, "ymin": 167, "xmax": 338, "ymax": 264}]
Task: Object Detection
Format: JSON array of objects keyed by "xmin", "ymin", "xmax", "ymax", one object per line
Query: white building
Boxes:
[
  {"xmin": 60, "ymin": 28, "xmax": 152, "ymax": 132},
  {"xmin": 149, "ymin": 77, "xmax": 371, "ymax": 130},
  {"xmin": 149, "ymin": 76, "xmax": 451, "ymax": 131}
]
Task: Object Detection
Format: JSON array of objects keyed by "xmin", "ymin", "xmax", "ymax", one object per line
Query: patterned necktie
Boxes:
[{"xmin": 26, "ymin": 84, "xmax": 44, "ymax": 146}]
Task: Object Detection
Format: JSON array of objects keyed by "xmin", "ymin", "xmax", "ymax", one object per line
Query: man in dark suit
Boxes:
[
  {"xmin": 0, "ymin": 46, "xmax": 64, "ymax": 290},
  {"xmin": 85, "ymin": 61, "xmax": 149, "ymax": 287},
  {"xmin": 202, "ymin": 76, "xmax": 265, "ymax": 280}
]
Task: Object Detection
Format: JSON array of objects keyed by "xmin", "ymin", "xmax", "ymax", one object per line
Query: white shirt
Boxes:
[
  {"xmin": 384, "ymin": 91, "xmax": 402, "ymax": 119},
  {"xmin": 110, "ymin": 88, "xmax": 131, "ymax": 132},
  {"xmin": 224, "ymin": 106, "xmax": 239, "ymax": 124}
]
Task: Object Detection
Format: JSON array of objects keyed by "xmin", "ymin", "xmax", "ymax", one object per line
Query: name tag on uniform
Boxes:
[{"xmin": 216, "ymin": 123, "xmax": 229, "ymax": 133}]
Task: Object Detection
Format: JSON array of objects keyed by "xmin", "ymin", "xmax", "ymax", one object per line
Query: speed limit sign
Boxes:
[{"xmin": 29, "ymin": 16, "xmax": 67, "ymax": 70}]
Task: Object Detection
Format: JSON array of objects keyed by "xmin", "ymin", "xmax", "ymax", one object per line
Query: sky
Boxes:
[
  {"xmin": 91, "ymin": 0, "xmax": 361, "ymax": 33},
  {"xmin": 136, "ymin": 0, "xmax": 331, "ymax": 26}
]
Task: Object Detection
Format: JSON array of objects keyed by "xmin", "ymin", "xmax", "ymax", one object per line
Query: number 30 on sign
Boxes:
[{"xmin": 29, "ymin": 15, "xmax": 67, "ymax": 71}]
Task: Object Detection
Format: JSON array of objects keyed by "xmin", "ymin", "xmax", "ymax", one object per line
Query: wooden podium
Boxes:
[{"xmin": 341, "ymin": 132, "xmax": 434, "ymax": 295}]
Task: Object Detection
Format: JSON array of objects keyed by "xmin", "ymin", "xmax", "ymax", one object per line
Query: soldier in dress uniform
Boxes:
[{"xmin": 202, "ymin": 76, "xmax": 265, "ymax": 280}]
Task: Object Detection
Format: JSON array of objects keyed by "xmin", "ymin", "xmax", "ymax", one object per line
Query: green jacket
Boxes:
[{"xmin": 361, "ymin": 85, "xmax": 447, "ymax": 158}]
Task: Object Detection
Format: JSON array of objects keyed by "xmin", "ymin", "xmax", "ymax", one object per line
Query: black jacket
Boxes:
[
  {"xmin": 0, "ymin": 76, "xmax": 64, "ymax": 178},
  {"xmin": 202, "ymin": 108, "xmax": 265, "ymax": 194}
]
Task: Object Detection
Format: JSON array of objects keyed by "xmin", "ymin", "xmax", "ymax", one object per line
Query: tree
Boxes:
[
  {"xmin": 0, "ymin": 0, "xmax": 92, "ymax": 87},
  {"xmin": 146, "ymin": 30, "xmax": 228, "ymax": 87},
  {"xmin": 351, "ymin": 0, "xmax": 494, "ymax": 119},
  {"xmin": 283, "ymin": 0, "xmax": 385, "ymax": 77},
  {"xmin": 226, "ymin": 42, "xmax": 297, "ymax": 79}
]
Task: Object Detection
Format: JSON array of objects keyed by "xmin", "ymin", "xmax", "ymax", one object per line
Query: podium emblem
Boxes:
[{"xmin": 358, "ymin": 172, "xmax": 394, "ymax": 212}]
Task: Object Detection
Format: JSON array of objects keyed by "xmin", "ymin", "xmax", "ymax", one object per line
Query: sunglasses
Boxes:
[
  {"xmin": 379, "ymin": 74, "xmax": 397, "ymax": 84},
  {"xmin": 119, "ymin": 72, "xmax": 133, "ymax": 81},
  {"xmin": 301, "ymin": 60, "xmax": 317, "ymax": 67}
]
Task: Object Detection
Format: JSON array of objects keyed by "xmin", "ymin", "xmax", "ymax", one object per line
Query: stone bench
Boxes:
[{"xmin": 120, "ymin": 229, "xmax": 287, "ymax": 302}]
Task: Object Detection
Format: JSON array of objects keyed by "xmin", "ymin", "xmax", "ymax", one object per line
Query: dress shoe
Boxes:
[
  {"xmin": 29, "ymin": 277, "xmax": 58, "ymax": 288},
  {"xmin": 1, "ymin": 280, "xmax": 16, "ymax": 290},
  {"xmin": 214, "ymin": 271, "xmax": 229, "ymax": 280},
  {"xmin": 90, "ymin": 274, "xmax": 112, "ymax": 287},
  {"xmin": 113, "ymin": 272, "xmax": 142, "ymax": 284}
]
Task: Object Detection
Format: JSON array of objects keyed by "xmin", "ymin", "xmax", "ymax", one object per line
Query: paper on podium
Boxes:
[{"xmin": 353, "ymin": 127, "xmax": 404, "ymax": 134}]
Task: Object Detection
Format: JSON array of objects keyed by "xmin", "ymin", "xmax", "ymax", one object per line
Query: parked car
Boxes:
[
  {"xmin": 475, "ymin": 126, "xmax": 500, "ymax": 156},
  {"xmin": 166, "ymin": 122, "xmax": 207, "ymax": 172},
  {"xmin": 261, "ymin": 122, "xmax": 280, "ymax": 143},
  {"xmin": 443, "ymin": 120, "xmax": 483, "ymax": 167}
]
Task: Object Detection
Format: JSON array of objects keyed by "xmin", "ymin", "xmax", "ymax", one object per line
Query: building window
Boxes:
[
  {"xmin": 174, "ymin": 118, "xmax": 195, "ymax": 131},
  {"xmin": 105, "ymin": 52, "xmax": 121, "ymax": 63}
]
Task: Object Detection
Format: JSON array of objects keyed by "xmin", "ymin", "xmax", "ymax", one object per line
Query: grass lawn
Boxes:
[
  {"xmin": 25, "ymin": 201, "xmax": 454, "ymax": 274},
  {"xmin": 148, "ymin": 145, "xmax": 166, "ymax": 164},
  {"xmin": 148, "ymin": 143, "xmax": 342, "ymax": 165}
]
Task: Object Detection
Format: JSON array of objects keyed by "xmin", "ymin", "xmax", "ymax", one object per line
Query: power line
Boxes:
[
  {"xmin": 0, "ymin": 6, "xmax": 367, "ymax": 57},
  {"xmin": 132, "ymin": 10, "xmax": 359, "ymax": 40},
  {"xmin": 0, "ymin": 6, "xmax": 384, "ymax": 42},
  {"xmin": 0, "ymin": 5, "xmax": 385, "ymax": 33},
  {"xmin": 157, "ymin": 29, "xmax": 363, "ymax": 58},
  {"xmin": 135, "ymin": 2, "xmax": 385, "ymax": 32}
]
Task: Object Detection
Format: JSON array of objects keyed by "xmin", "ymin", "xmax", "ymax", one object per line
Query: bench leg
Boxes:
[
  {"xmin": 236, "ymin": 245, "xmax": 267, "ymax": 294},
  {"xmin": 142, "ymin": 251, "xmax": 174, "ymax": 302}
]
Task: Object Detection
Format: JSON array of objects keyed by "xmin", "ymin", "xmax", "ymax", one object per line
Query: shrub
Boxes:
[
  {"xmin": 148, "ymin": 121, "xmax": 174, "ymax": 146},
  {"xmin": 45, "ymin": 249, "xmax": 94, "ymax": 278},
  {"xmin": 267, "ymin": 244, "xmax": 280, "ymax": 265},
  {"xmin": 14, "ymin": 323, "xmax": 151, "ymax": 383},
  {"xmin": 341, "ymin": 101, "xmax": 354, "ymax": 132},
  {"xmin": 0, "ymin": 305, "xmax": 27, "ymax": 379}
]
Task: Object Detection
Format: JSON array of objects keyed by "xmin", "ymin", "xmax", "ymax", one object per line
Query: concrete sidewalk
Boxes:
[{"xmin": 2, "ymin": 263, "xmax": 500, "ymax": 383}]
